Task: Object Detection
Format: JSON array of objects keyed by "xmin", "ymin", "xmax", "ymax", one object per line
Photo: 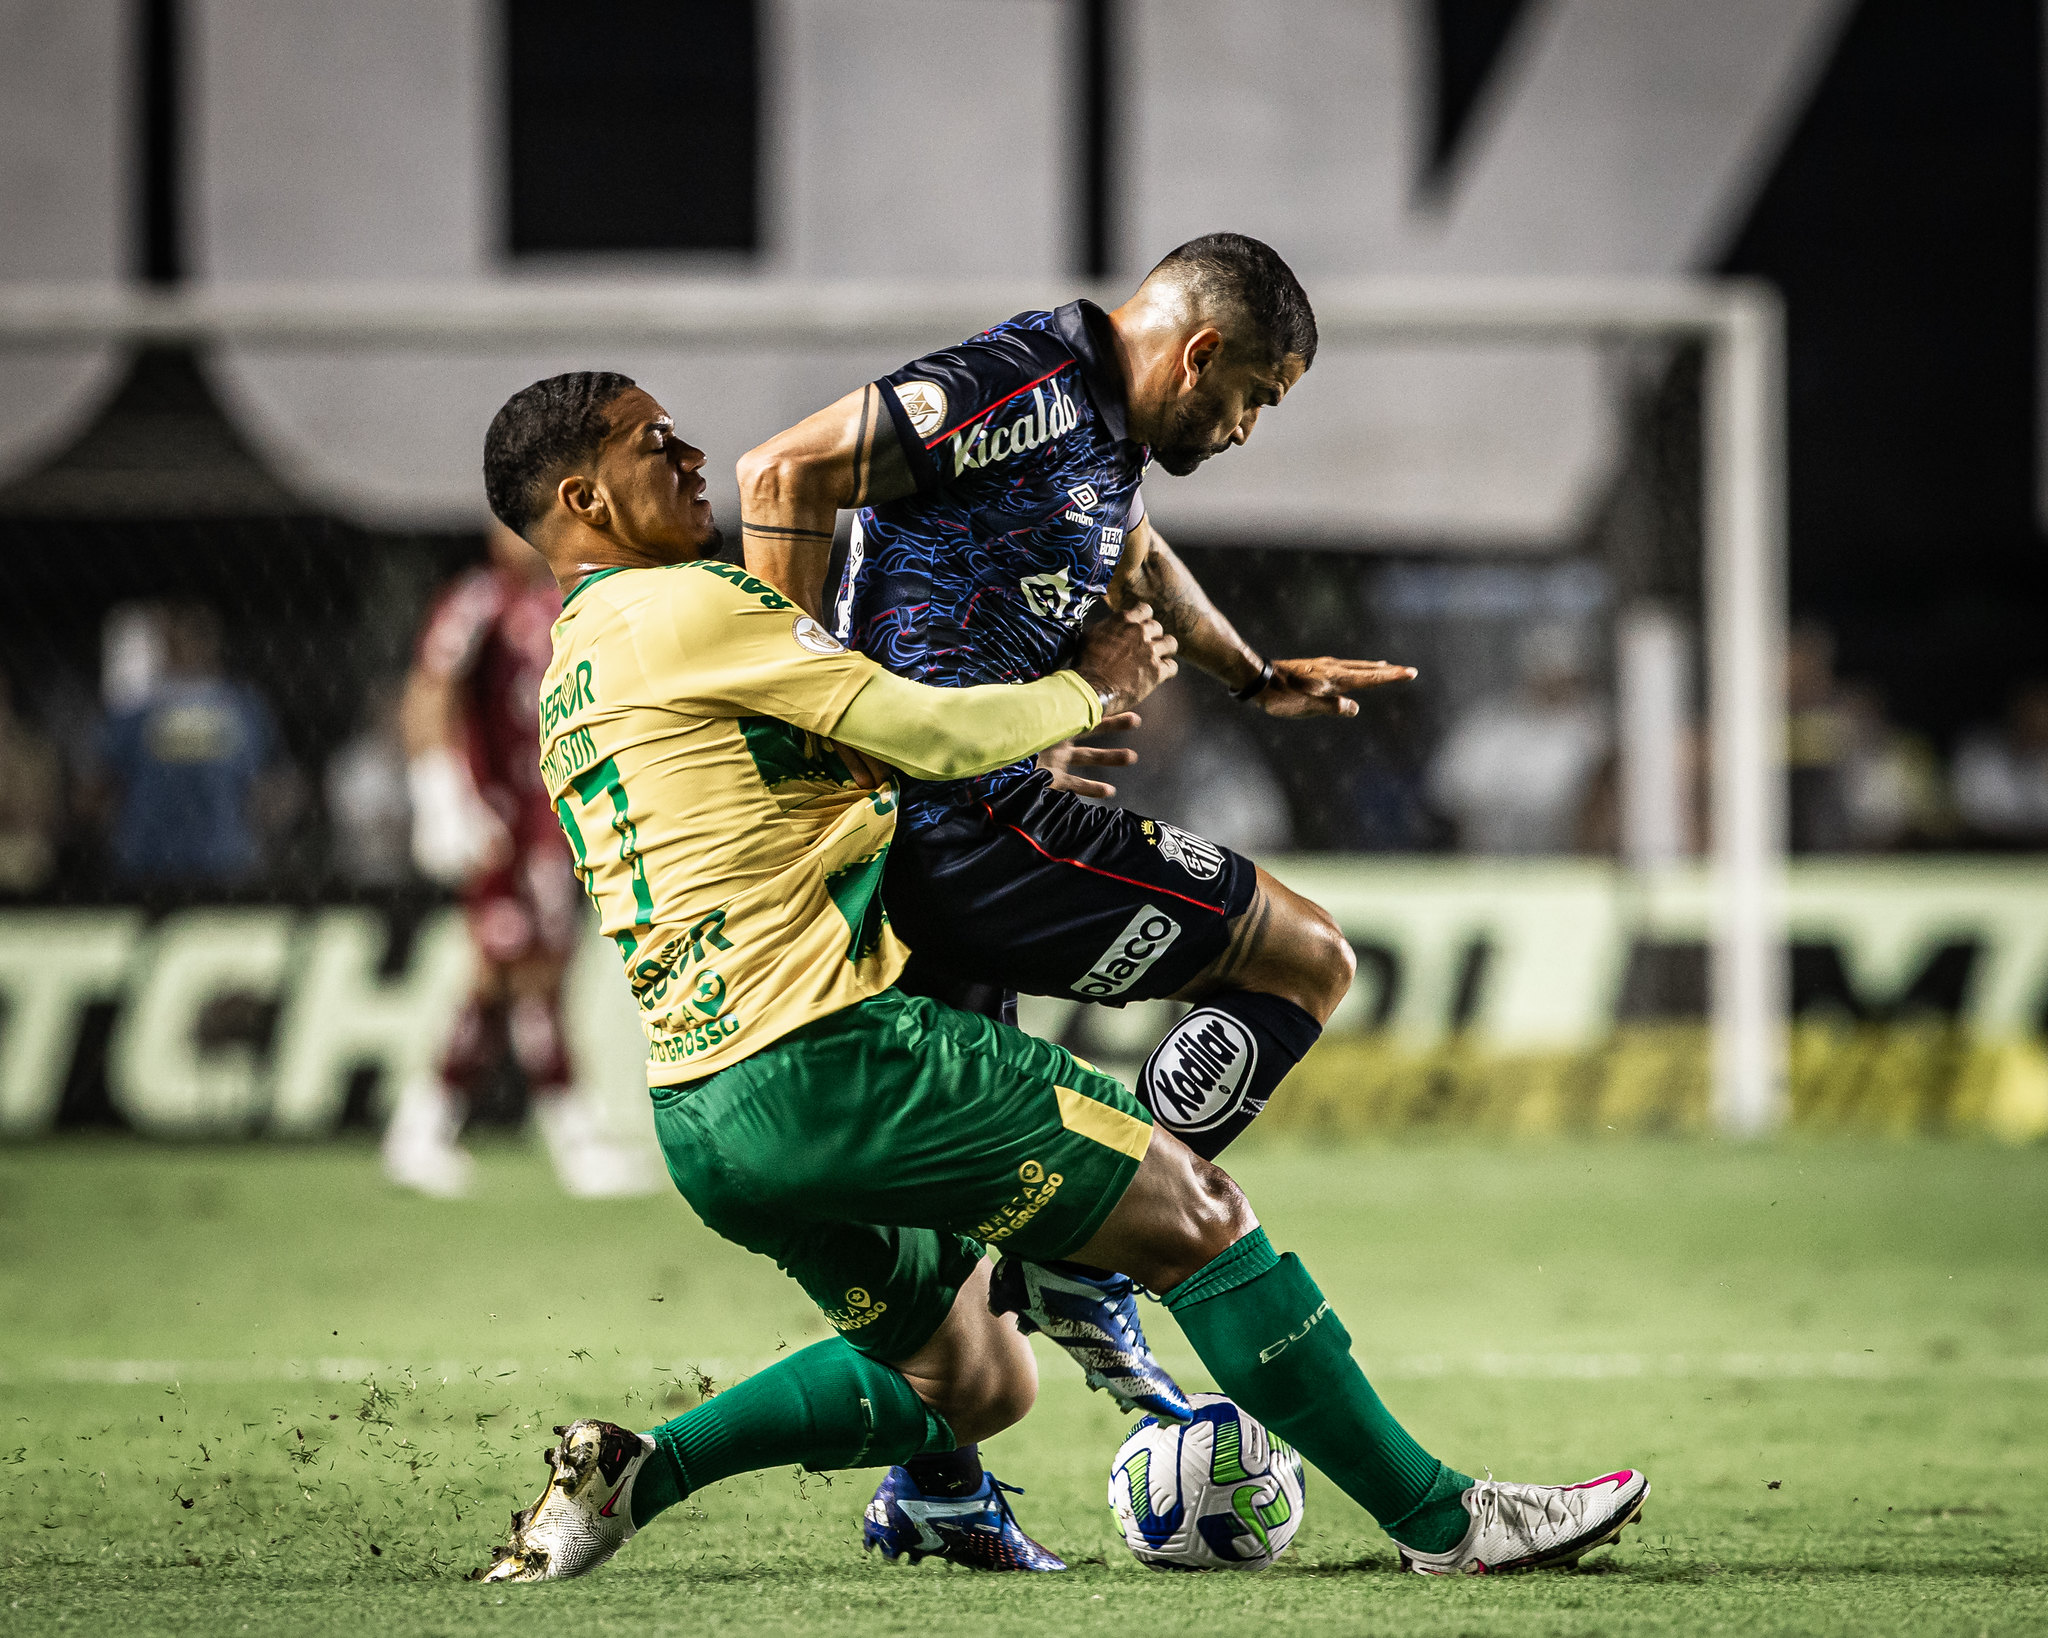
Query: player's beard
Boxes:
[{"xmin": 1151, "ymin": 390, "xmax": 1230, "ymax": 477}]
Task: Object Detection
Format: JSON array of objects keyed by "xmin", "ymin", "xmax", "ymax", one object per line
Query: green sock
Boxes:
[
  {"xmin": 1165, "ymin": 1229, "xmax": 1474, "ymax": 1554},
  {"xmin": 631, "ymin": 1337, "xmax": 952, "ymax": 1527}
]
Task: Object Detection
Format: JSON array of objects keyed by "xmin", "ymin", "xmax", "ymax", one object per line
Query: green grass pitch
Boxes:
[{"xmin": 3, "ymin": 1135, "xmax": 2044, "ymax": 1636}]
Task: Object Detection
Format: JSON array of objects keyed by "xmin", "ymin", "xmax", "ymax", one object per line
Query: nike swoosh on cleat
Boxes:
[
  {"xmin": 1505, "ymin": 1481, "xmax": 1650, "ymax": 1572},
  {"xmin": 597, "ymin": 1479, "xmax": 628, "ymax": 1518}
]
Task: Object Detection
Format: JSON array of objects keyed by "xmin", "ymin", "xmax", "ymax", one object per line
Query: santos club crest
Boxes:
[{"xmin": 1146, "ymin": 819, "xmax": 1224, "ymax": 881}]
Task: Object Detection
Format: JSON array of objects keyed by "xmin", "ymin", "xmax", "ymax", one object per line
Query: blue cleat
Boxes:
[
  {"xmin": 989, "ymin": 1257, "xmax": 1193, "ymax": 1424},
  {"xmin": 862, "ymin": 1466, "xmax": 1067, "ymax": 1571}
]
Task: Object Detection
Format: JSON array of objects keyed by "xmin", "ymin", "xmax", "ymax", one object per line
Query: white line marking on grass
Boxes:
[
  {"xmin": 0, "ymin": 1356, "xmax": 730, "ymax": 1387},
  {"xmin": 3, "ymin": 1352, "xmax": 2044, "ymax": 1387},
  {"xmin": 1369, "ymin": 1352, "xmax": 2048, "ymax": 1381}
]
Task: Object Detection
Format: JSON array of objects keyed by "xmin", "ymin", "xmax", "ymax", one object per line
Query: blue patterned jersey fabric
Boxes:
[{"xmin": 834, "ymin": 300, "xmax": 1149, "ymax": 830}]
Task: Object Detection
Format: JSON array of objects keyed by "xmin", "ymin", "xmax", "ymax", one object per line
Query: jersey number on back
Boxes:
[{"xmin": 556, "ymin": 756, "xmax": 654, "ymax": 951}]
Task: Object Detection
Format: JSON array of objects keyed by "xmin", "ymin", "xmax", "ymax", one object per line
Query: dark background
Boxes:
[
  {"xmin": 1720, "ymin": 0, "xmax": 2046, "ymax": 744},
  {"xmin": 3, "ymin": 0, "xmax": 2043, "ymax": 885}
]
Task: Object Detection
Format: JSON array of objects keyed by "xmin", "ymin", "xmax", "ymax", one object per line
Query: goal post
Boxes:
[{"xmin": 0, "ymin": 274, "xmax": 1789, "ymax": 1134}]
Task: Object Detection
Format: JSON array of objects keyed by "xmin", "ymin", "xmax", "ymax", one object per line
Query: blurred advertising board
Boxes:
[{"xmin": 4, "ymin": 859, "xmax": 2046, "ymax": 1141}]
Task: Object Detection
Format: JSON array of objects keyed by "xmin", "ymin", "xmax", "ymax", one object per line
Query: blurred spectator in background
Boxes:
[
  {"xmin": 1785, "ymin": 621, "xmax": 1851, "ymax": 851},
  {"xmin": 1428, "ymin": 623, "xmax": 1610, "ymax": 853},
  {"xmin": 1094, "ymin": 672, "xmax": 1295, "ymax": 854},
  {"xmin": 100, "ymin": 601, "xmax": 167, "ymax": 713},
  {"xmin": 324, "ymin": 679, "xmax": 412, "ymax": 889},
  {"xmin": 382, "ymin": 523, "xmax": 654, "ymax": 1200},
  {"xmin": 1952, "ymin": 678, "xmax": 2048, "ymax": 846},
  {"xmin": 1786, "ymin": 624, "xmax": 1949, "ymax": 852},
  {"xmin": 92, "ymin": 602, "xmax": 287, "ymax": 888},
  {"xmin": 1834, "ymin": 682, "xmax": 1951, "ymax": 850},
  {"xmin": 0, "ymin": 673, "xmax": 62, "ymax": 893}
]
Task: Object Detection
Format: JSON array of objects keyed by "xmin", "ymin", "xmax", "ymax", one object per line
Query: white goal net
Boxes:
[{"xmin": 0, "ymin": 276, "xmax": 1786, "ymax": 1140}]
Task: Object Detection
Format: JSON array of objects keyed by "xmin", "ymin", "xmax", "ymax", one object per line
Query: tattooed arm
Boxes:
[
  {"xmin": 1109, "ymin": 517, "xmax": 1417, "ymax": 719},
  {"xmin": 1107, "ymin": 516, "xmax": 1265, "ymax": 694},
  {"xmin": 736, "ymin": 383, "xmax": 920, "ymax": 621}
]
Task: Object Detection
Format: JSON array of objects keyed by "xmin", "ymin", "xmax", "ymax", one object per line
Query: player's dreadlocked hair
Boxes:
[
  {"xmin": 1147, "ymin": 233, "xmax": 1318, "ymax": 370},
  {"xmin": 483, "ymin": 370, "xmax": 639, "ymax": 535}
]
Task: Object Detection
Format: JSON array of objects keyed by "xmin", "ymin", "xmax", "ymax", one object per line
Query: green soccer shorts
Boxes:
[{"xmin": 650, "ymin": 986, "xmax": 1154, "ymax": 1363}]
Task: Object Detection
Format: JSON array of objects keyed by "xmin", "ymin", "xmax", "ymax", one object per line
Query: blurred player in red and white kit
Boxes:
[{"xmin": 382, "ymin": 522, "xmax": 658, "ymax": 1198}]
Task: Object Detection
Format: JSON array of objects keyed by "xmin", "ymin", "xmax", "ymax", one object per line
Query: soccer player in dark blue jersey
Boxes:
[{"xmin": 739, "ymin": 234, "xmax": 1418, "ymax": 1560}]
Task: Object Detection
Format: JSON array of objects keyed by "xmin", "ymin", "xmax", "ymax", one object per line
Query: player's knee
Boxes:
[
  {"xmin": 1076, "ymin": 1131, "xmax": 1258, "ymax": 1292},
  {"xmin": 1189, "ymin": 1156, "xmax": 1258, "ymax": 1262},
  {"xmin": 1312, "ymin": 906, "xmax": 1357, "ymax": 1009},
  {"xmin": 1268, "ymin": 899, "xmax": 1351, "ymax": 1021},
  {"xmin": 508, "ymin": 994, "xmax": 571, "ymax": 1085},
  {"xmin": 926, "ymin": 1336, "xmax": 1038, "ymax": 1443},
  {"xmin": 978, "ymin": 1340, "xmax": 1039, "ymax": 1434},
  {"xmin": 1233, "ymin": 898, "xmax": 1353, "ymax": 1023},
  {"xmin": 1149, "ymin": 1156, "xmax": 1257, "ymax": 1293}
]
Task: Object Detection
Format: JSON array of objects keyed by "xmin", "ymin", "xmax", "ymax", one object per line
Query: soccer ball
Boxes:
[{"xmin": 1107, "ymin": 1393, "xmax": 1306, "ymax": 1571}]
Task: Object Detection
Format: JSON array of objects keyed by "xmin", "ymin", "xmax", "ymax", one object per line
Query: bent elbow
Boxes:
[
  {"xmin": 735, "ymin": 442, "xmax": 798, "ymax": 513},
  {"xmin": 738, "ymin": 430, "xmax": 833, "ymax": 514}
]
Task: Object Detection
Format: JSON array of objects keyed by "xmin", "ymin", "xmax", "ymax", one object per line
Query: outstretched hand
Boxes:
[
  {"xmin": 1038, "ymin": 712, "xmax": 1141, "ymax": 800},
  {"xmin": 1253, "ymin": 658, "xmax": 1417, "ymax": 719}
]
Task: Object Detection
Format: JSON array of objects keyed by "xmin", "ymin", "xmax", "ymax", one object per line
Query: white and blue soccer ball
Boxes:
[{"xmin": 1107, "ymin": 1393, "xmax": 1306, "ymax": 1571}]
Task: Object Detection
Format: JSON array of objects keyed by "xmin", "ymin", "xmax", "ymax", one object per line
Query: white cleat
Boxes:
[
  {"xmin": 533, "ymin": 1094, "xmax": 664, "ymax": 1198},
  {"xmin": 382, "ymin": 1074, "xmax": 473, "ymax": 1198},
  {"xmin": 476, "ymin": 1419, "xmax": 656, "ymax": 1583},
  {"xmin": 1398, "ymin": 1469, "xmax": 1649, "ymax": 1575}
]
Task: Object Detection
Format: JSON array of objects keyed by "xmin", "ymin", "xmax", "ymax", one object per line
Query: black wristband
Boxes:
[{"xmin": 1231, "ymin": 659, "xmax": 1275, "ymax": 702}]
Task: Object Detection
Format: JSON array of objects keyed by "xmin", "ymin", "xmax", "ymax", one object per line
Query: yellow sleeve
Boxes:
[
  {"xmin": 653, "ymin": 560, "xmax": 881, "ymax": 733},
  {"xmin": 646, "ymin": 561, "xmax": 1100, "ymax": 772},
  {"xmin": 833, "ymin": 668, "xmax": 1103, "ymax": 781}
]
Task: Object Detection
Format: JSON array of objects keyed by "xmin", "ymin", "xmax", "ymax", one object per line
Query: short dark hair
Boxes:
[
  {"xmin": 483, "ymin": 371, "xmax": 639, "ymax": 534},
  {"xmin": 1146, "ymin": 232, "xmax": 1317, "ymax": 370}
]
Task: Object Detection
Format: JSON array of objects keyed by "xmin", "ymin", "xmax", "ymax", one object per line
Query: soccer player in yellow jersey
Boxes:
[{"xmin": 478, "ymin": 372, "xmax": 1648, "ymax": 1584}]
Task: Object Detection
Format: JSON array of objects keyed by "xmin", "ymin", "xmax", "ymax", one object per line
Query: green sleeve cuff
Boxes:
[{"xmin": 1046, "ymin": 667, "xmax": 1105, "ymax": 732}]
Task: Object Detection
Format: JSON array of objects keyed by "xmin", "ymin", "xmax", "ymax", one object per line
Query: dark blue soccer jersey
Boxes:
[{"xmin": 833, "ymin": 300, "xmax": 1149, "ymax": 829}]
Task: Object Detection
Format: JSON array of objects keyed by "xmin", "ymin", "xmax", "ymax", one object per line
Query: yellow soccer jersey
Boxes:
[
  {"xmin": 539, "ymin": 559, "xmax": 911, "ymax": 1081},
  {"xmin": 540, "ymin": 556, "xmax": 1102, "ymax": 1083}
]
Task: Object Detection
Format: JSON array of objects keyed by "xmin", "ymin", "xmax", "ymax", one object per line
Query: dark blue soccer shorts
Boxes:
[{"xmin": 883, "ymin": 771, "xmax": 1259, "ymax": 1018}]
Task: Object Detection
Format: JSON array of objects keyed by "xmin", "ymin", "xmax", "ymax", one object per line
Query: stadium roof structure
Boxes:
[
  {"xmin": 0, "ymin": 346, "xmax": 306, "ymax": 518},
  {"xmin": 0, "ymin": 274, "xmax": 1771, "ymax": 348}
]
